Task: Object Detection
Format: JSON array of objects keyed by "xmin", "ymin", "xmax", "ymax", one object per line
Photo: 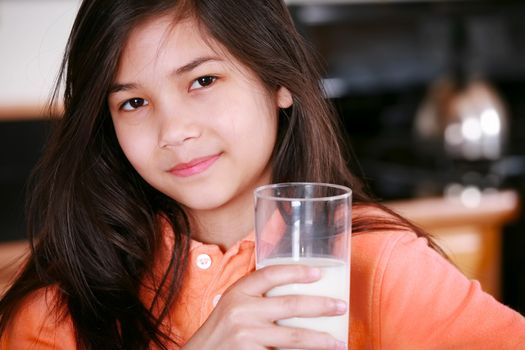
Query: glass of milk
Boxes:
[{"xmin": 254, "ymin": 182, "xmax": 351, "ymax": 348}]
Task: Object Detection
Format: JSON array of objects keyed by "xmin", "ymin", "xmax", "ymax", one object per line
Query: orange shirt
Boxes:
[{"xmin": 2, "ymin": 224, "xmax": 525, "ymax": 349}]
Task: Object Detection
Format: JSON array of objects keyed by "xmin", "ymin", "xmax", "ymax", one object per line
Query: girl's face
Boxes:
[{"xmin": 108, "ymin": 16, "xmax": 292, "ymax": 213}]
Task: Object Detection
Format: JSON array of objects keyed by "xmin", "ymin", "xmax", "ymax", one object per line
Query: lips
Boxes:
[{"xmin": 169, "ymin": 153, "xmax": 222, "ymax": 178}]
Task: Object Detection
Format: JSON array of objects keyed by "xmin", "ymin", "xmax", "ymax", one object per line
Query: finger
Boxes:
[
  {"xmin": 234, "ymin": 264, "xmax": 321, "ymax": 295},
  {"xmin": 263, "ymin": 295, "xmax": 347, "ymax": 321},
  {"xmin": 253, "ymin": 325, "xmax": 346, "ymax": 350}
]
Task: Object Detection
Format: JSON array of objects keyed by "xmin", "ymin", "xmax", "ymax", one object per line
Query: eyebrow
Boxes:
[
  {"xmin": 108, "ymin": 56, "xmax": 223, "ymax": 95},
  {"xmin": 174, "ymin": 56, "xmax": 223, "ymax": 75}
]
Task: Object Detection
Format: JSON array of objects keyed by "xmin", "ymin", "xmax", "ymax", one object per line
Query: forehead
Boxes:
[
  {"xmin": 130, "ymin": 16, "xmax": 209, "ymax": 49},
  {"xmin": 115, "ymin": 16, "xmax": 226, "ymax": 77}
]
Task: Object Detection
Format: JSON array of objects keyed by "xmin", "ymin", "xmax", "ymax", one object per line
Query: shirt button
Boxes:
[
  {"xmin": 196, "ymin": 253, "xmax": 212, "ymax": 270},
  {"xmin": 212, "ymin": 294, "xmax": 222, "ymax": 307}
]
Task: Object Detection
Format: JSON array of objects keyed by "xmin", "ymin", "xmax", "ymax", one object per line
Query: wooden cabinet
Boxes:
[{"xmin": 0, "ymin": 241, "xmax": 28, "ymax": 294}]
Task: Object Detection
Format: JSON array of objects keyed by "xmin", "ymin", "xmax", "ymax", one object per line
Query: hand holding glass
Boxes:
[{"xmin": 254, "ymin": 183, "xmax": 351, "ymax": 346}]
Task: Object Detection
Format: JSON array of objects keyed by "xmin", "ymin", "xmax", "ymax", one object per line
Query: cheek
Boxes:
[
  {"xmin": 227, "ymin": 89, "xmax": 278, "ymax": 138},
  {"xmin": 250, "ymin": 100, "xmax": 279, "ymax": 149},
  {"xmin": 233, "ymin": 108, "xmax": 278, "ymax": 168},
  {"xmin": 224, "ymin": 106, "xmax": 276, "ymax": 150},
  {"xmin": 114, "ymin": 124, "xmax": 155, "ymax": 170}
]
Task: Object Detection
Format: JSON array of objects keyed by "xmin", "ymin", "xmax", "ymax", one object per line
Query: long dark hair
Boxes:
[{"xmin": 0, "ymin": 0, "xmax": 442, "ymax": 349}]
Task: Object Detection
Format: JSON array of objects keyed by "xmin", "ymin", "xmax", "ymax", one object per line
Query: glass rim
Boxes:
[{"xmin": 254, "ymin": 182, "xmax": 352, "ymax": 202}]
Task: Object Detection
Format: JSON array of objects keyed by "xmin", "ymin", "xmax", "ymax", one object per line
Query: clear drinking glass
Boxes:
[{"xmin": 254, "ymin": 182, "xmax": 351, "ymax": 347}]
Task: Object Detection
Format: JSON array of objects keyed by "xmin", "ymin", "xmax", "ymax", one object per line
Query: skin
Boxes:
[{"xmin": 108, "ymin": 16, "xmax": 346, "ymax": 350}]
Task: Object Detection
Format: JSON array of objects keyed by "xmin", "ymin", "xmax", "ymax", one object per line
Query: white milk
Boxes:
[{"xmin": 257, "ymin": 257, "xmax": 349, "ymax": 344}]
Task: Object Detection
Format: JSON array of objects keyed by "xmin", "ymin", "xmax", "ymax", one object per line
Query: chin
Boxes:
[{"xmin": 174, "ymin": 191, "xmax": 232, "ymax": 212}]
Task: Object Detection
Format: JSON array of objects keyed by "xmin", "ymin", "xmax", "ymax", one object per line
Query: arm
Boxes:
[{"xmin": 376, "ymin": 231, "xmax": 525, "ymax": 349}]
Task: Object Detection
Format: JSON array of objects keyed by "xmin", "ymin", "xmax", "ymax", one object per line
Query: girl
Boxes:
[{"xmin": 1, "ymin": 0, "xmax": 524, "ymax": 349}]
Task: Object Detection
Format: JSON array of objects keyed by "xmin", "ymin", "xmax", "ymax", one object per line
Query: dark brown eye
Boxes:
[
  {"xmin": 121, "ymin": 97, "xmax": 149, "ymax": 111},
  {"xmin": 190, "ymin": 76, "xmax": 217, "ymax": 90},
  {"xmin": 129, "ymin": 98, "xmax": 145, "ymax": 108},
  {"xmin": 197, "ymin": 76, "xmax": 215, "ymax": 86}
]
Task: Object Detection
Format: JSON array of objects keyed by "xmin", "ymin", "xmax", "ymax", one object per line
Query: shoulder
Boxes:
[
  {"xmin": 349, "ymin": 205, "xmax": 432, "ymax": 349},
  {"xmin": 349, "ymin": 220, "xmax": 428, "ymax": 323},
  {"xmin": 1, "ymin": 286, "xmax": 76, "ymax": 349},
  {"xmin": 351, "ymin": 222, "xmax": 438, "ymax": 279},
  {"xmin": 351, "ymin": 204, "xmax": 432, "ymax": 279}
]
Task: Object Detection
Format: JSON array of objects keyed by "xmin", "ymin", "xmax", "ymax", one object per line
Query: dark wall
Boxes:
[{"xmin": 0, "ymin": 119, "xmax": 50, "ymax": 241}]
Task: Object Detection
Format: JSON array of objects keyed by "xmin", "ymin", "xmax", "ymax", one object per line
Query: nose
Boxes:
[{"xmin": 157, "ymin": 102, "xmax": 201, "ymax": 148}]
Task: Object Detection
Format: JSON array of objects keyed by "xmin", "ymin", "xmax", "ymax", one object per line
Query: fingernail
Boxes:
[{"xmin": 336, "ymin": 300, "xmax": 347, "ymax": 314}]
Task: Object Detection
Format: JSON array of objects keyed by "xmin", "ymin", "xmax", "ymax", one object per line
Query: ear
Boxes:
[{"xmin": 276, "ymin": 86, "xmax": 293, "ymax": 109}]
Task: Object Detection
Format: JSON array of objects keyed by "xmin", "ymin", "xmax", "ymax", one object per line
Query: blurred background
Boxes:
[{"xmin": 1, "ymin": 0, "xmax": 524, "ymax": 314}]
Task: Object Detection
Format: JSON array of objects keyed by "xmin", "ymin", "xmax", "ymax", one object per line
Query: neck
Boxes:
[{"xmin": 189, "ymin": 192, "xmax": 255, "ymax": 251}]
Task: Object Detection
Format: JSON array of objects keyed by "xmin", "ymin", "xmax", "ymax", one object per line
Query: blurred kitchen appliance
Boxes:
[
  {"xmin": 414, "ymin": 16, "xmax": 510, "ymax": 203},
  {"xmin": 416, "ymin": 78, "xmax": 508, "ymax": 162}
]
